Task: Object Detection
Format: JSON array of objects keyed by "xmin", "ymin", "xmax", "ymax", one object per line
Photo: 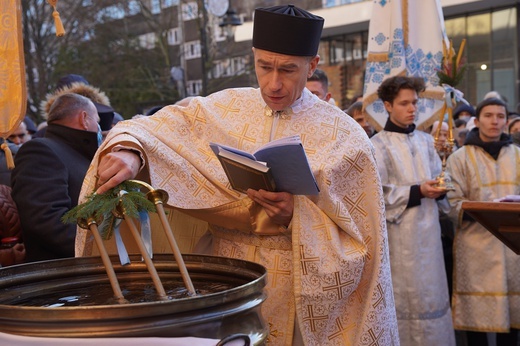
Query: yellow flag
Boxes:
[{"xmin": 0, "ymin": 0, "xmax": 27, "ymax": 138}]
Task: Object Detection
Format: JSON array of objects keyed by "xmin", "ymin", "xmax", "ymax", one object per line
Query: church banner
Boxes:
[{"xmin": 363, "ymin": 0, "xmax": 449, "ymax": 131}]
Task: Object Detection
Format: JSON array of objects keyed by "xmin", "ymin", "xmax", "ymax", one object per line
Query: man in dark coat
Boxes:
[{"xmin": 11, "ymin": 93, "xmax": 100, "ymax": 262}]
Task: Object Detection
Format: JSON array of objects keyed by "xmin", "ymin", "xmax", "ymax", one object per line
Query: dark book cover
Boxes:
[{"xmin": 217, "ymin": 149, "xmax": 276, "ymax": 193}]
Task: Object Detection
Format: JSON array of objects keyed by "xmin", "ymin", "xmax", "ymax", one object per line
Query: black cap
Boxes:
[
  {"xmin": 453, "ymin": 103, "xmax": 475, "ymax": 119},
  {"xmin": 93, "ymin": 102, "xmax": 115, "ymax": 131},
  {"xmin": 23, "ymin": 116, "xmax": 37, "ymax": 134},
  {"xmin": 56, "ymin": 74, "xmax": 89, "ymax": 91},
  {"xmin": 253, "ymin": 5, "xmax": 324, "ymax": 57}
]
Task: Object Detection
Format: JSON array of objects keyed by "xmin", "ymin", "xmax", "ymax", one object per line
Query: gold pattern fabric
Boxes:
[
  {"xmin": 371, "ymin": 130, "xmax": 456, "ymax": 345},
  {"xmin": 76, "ymin": 88, "xmax": 399, "ymax": 345},
  {"xmin": 0, "ymin": 0, "xmax": 27, "ymax": 137},
  {"xmin": 446, "ymin": 145, "xmax": 520, "ymax": 332}
]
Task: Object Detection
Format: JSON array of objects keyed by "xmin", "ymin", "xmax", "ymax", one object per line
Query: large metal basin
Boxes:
[{"xmin": 0, "ymin": 254, "xmax": 267, "ymax": 344}]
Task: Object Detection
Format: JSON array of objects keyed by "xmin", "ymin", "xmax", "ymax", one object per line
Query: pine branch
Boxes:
[{"xmin": 62, "ymin": 181, "xmax": 157, "ymax": 240}]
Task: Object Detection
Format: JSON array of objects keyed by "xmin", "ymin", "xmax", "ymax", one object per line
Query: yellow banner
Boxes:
[{"xmin": 0, "ymin": 0, "xmax": 27, "ymax": 138}]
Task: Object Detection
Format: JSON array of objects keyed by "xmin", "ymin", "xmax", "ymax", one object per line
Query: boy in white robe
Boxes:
[{"xmin": 446, "ymin": 97, "xmax": 520, "ymax": 345}]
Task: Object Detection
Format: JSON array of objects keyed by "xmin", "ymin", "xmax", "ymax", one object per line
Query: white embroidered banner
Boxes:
[{"xmin": 363, "ymin": 0, "xmax": 449, "ymax": 131}]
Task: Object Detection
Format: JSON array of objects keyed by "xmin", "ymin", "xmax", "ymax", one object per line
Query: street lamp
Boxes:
[{"xmin": 219, "ymin": 9, "xmax": 242, "ymax": 38}]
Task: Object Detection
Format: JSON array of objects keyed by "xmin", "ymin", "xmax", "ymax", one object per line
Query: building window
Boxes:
[
  {"xmin": 167, "ymin": 28, "xmax": 181, "ymax": 45},
  {"xmin": 445, "ymin": 7, "xmax": 518, "ymax": 106},
  {"xmin": 127, "ymin": 0, "xmax": 140, "ymax": 15},
  {"xmin": 97, "ymin": 5, "xmax": 125, "ymax": 21},
  {"xmin": 213, "ymin": 57, "xmax": 246, "ymax": 78},
  {"xmin": 182, "ymin": 2, "xmax": 198, "ymax": 21},
  {"xmin": 139, "ymin": 32, "xmax": 156, "ymax": 49},
  {"xmin": 213, "ymin": 24, "xmax": 226, "ymax": 42},
  {"xmin": 184, "ymin": 40, "xmax": 201, "ymax": 59},
  {"xmin": 162, "ymin": 0, "xmax": 179, "ymax": 8},
  {"xmin": 187, "ymin": 80, "xmax": 203, "ymax": 96},
  {"xmin": 151, "ymin": 0, "xmax": 161, "ymax": 14}
]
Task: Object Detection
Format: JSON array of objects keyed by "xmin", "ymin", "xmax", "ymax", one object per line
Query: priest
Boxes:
[{"xmin": 76, "ymin": 5, "xmax": 399, "ymax": 345}]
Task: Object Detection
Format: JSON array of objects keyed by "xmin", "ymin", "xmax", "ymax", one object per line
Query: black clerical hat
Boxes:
[{"xmin": 253, "ymin": 5, "xmax": 324, "ymax": 57}]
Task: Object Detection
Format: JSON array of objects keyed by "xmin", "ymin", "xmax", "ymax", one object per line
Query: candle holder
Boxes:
[
  {"xmin": 434, "ymin": 142, "xmax": 455, "ymax": 191},
  {"xmin": 434, "ymin": 38, "xmax": 467, "ymax": 191}
]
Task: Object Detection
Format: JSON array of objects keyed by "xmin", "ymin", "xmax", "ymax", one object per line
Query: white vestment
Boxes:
[
  {"xmin": 446, "ymin": 143, "xmax": 520, "ymax": 332},
  {"xmin": 76, "ymin": 88, "xmax": 400, "ymax": 345},
  {"xmin": 371, "ymin": 128, "xmax": 455, "ymax": 346}
]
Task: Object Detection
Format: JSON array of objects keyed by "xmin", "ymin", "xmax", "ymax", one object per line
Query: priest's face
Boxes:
[
  {"xmin": 474, "ymin": 104, "xmax": 507, "ymax": 142},
  {"xmin": 254, "ymin": 48, "xmax": 319, "ymax": 111},
  {"xmin": 384, "ymin": 88, "xmax": 418, "ymax": 128}
]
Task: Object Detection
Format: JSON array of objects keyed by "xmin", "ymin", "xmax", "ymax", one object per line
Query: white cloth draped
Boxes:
[{"xmin": 363, "ymin": 0, "xmax": 448, "ymax": 131}]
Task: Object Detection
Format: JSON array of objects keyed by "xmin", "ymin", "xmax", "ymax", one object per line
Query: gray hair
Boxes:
[{"xmin": 47, "ymin": 93, "xmax": 94, "ymax": 123}]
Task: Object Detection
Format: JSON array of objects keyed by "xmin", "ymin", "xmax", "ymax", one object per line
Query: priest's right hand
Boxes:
[{"xmin": 95, "ymin": 150, "xmax": 141, "ymax": 194}]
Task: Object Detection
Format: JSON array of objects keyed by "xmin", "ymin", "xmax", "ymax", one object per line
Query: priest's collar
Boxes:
[
  {"xmin": 263, "ymin": 88, "xmax": 315, "ymax": 118},
  {"xmin": 384, "ymin": 118, "xmax": 416, "ymax": 134}
]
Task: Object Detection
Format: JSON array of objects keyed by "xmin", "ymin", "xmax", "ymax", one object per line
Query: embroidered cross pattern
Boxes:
[
  {"xmin": 229, "ymin": 123, "xmax": 256, "ymax": 148},
  {"xmin": 366, "ymin": 327, "xmax": 385, "ymax": 346},
  {"xmin": 342, "ymin": 151, "xmax": 364, "ymax": 177},
  {"xmin": 328, "ymin": 318, "xmax": 356, "ymax": 345},
  {"xmin": 184, "ymin": 104, "xmax": 207, "ymax": 125},
  {"xmin": 267, "ymin": 255, "xmax": 291, "ymax": 288},
  {"xmin": 343, "ymin": 192, "xmax": 368, "ymax": 217},
  {"xmin": 321, "ymin": 117, "xmax": 350, "ymax": 140},
  {"xmin": 302, "ymin": 304, "xmax": 329, "ymax": 332},
  {"xmin": 299, "ymin": 245, "xmax": 320, "ymax": 275},
  {"xmin": 191, "ymin": 174, "xmax": 216, "ymax": 197},
  {"xmin": 215, "ymin": 99, "xmax": 240, "ymax": 119},
  {"xmin": 323, "ymin": 271, "xmax": 355, "ymax": 300},
  {"xmin": 373, "ymin": 283, "xmax": 387, "ymax": 309}
]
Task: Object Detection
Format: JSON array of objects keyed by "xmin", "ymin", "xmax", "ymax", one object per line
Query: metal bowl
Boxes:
[{"xmin": 0, "ymin": 254, "xmax": 267, "ymax": 344}]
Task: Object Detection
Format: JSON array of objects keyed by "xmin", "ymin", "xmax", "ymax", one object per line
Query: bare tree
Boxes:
[{"xmin": 21, "ymin": 0, "xmax": 103, "ymax": 123}]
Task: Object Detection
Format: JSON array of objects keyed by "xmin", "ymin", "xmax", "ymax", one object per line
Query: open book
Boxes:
[{"xmin": 210, "ymin": 135, "xmax": 319, "ymax": 195}]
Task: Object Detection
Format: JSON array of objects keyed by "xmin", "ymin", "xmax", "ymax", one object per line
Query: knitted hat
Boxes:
[
  {"xmin": 252, "ymin": 5, "xmax": 324, "ymax": 56},
  {"xmin": 508, "ymin": 117, "xmax": 520, "ymax": 133},
  {"xmin": 453, "ymin": 103, "xmax": 475, "ymax": 120}
]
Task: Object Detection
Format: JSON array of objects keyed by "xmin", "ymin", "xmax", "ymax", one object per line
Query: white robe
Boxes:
[
  {"xmin": 76, "ymin": 88, "xmax": 400, "ymax": 346},
  {"xmin": 446, "ymin": 143, "xmax": 520, "ymax": 332},
  {"xmin": 371, "ymin": 129, "xmax": 455, "ymax": 346}
]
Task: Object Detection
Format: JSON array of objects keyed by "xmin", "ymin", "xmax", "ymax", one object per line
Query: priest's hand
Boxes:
[
  {"xmin": 96, "ymin": 150, "xmax": 141, "ymax": 194},
  {"xmin": 247, "ymin": 189, "xmax": 294, "ymax": 227},
  {"xmin": 420, "ymin": 179, "xmax": 445, "ymax": 199}
]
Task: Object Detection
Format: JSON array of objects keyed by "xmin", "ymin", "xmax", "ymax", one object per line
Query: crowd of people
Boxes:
[{"xmin": 0, "ymin": 4, "xmax": 519, "ymax": 346}]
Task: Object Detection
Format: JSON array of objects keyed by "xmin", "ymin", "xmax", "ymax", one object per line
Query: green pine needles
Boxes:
[{"xmin": 62, "ymin": 181, "xmax": 157, "ymax": 240}]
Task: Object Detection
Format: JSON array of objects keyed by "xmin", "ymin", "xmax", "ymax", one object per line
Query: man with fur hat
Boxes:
[
  {"xmin": 75, "ymin": 5, "xmax": 398, "ymax": 345},
  {"xmin": 40, "ymin": 74, "xmax": 115, "ymax": 135},
  {"xmin": 11, "ymin": 93, "xmax": 101, "ymax": 262}
]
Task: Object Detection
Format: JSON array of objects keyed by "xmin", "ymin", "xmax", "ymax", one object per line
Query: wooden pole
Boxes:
[
  {"xmin": 146, "ymin": 189, "xmax": 197, "ymax": 296},
  {"xmin": 122, "ymin": 212, "xmax": 168, "ymax": 300},
  {"xmin": 84, "ymin": 218, "xmax": 126, "ymax": 303}
]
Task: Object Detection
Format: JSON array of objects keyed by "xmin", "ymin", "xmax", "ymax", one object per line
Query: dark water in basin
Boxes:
[{"xmin": 7, "ymin": 278, "xmax": 234, "ymax": 307}]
